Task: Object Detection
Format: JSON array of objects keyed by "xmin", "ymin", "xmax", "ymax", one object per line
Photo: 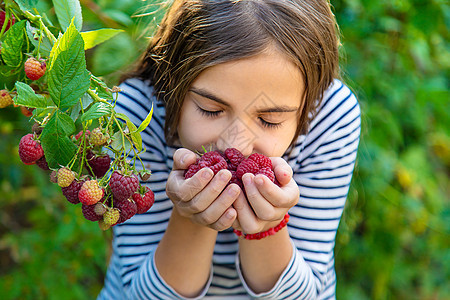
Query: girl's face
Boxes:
[{"xmin": 177, "ymin": 48, "xmax": 305, "ymax": 157}]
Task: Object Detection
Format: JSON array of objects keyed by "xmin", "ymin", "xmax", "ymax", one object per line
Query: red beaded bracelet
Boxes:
[{"xmin": 233, "ymin": 213, "xmax": 290, "ymax": 240}]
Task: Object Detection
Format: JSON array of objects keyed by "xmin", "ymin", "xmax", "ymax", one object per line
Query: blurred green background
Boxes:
[{"xmin": 0, "ymin": 0, "xmax": 448, "ymax": 299}]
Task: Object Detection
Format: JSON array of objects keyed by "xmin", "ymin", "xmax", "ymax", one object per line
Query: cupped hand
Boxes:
[
  {"xmin": 232, "ymin": 157, "xmax": 299, "ymax": 234},
  {"xmin": 166, "ymin": 148, "xmax": 240, "ymax": 231}
]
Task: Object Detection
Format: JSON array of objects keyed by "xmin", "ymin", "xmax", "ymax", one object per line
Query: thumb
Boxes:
[{"xmin": 173, "ymin": 148, "xmax": 197, "ymax": 170}]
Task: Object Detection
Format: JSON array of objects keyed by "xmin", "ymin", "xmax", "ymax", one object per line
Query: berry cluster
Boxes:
[
  {"xmin": 185, "ymin": 148, "xmax": 276, "ymax": 191},
  {"xmin": 18, "ymin": 126, "xmax": 155, "ymax": 230}
]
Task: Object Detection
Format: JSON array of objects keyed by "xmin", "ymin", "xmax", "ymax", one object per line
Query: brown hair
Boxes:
[{"xmin": 125, "ymin": 0, "xmax": 341, "ymax": 147}]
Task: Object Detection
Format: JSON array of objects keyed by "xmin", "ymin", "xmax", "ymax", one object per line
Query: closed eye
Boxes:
[
  {"xmin": 196, "ymin": 106, "xmax": 223, "ymax": 117},
  {"xmin": 259, "ymin": 117, "xmax": 283, "ymax": 129}
]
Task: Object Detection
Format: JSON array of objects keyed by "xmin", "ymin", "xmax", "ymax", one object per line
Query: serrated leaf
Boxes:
[
  {"xmin": 69, "ymin": 93, "xmax": 93, "ymax": 122},
  {"xmin": 40, "ymin": 111, "xmax": 77, "ymax": 168},
  {"xmin": 52, "ymin": 0, "xmax": 83, "ymax": 32},
  {"xmin": 136, "ymin": 103, "xmax": 153, "ymax": 133},
  {"xmin": 80, "ymin": 102, "xmax": 112, "ymax": 122},
  {"xmin": 1, "ymin": 20, "xmax": 26, "ymax": 67},
  {"xmin": 47, "ymin": 21, "xmax": 90, "ymax": 109},
  {"xmin": 14, "ymin": 82, "xmax": 55, "ymax": 108},
  {"xmin": 110, "ymin": 131, "xmax": 131, "ymax": 153},
  {"xmin": 81, "ymin": 28, "xmax": 124, "ymax": 50}
]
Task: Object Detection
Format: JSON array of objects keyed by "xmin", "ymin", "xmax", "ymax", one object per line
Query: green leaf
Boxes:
[
  {"xmin": 110, "ymin": 131, "xmax": 131, "ymax": 153},
  {"xmin": 80, "ymin": 102, "xmax": 112, "ymax": 122},
  {"xmin": 1, "ymin": 20, "xmax": 26, "ymax": 67},
  {"xmin": 47, "ymin": 21, "xmax": 90, "ymax": 109},
  {"xmin": 136, "ymin": 104, "xmax": 153, "ymax": 133},
  {"xmin": 69, "ymin": 93, "xmax": 93, "ymax": 122},
  {"xmin": 90, "ymin": 76, "xmax": 113, "ymax": 101},
  {"xmin": 126, "ymin": 120, "xmax": 142, "ymax": 152},
  {"xmin": 14, "ymin": 0, "xmax": 38, "ymax": 11},
  {"xmin": 52, "ymin": 0, "xmax": 83, "ymax": 32},
  {"xmin": 115, "ymin": 112, "xmax": 133, "ymax": 124},
  {"xmin": 14, "ymin": 82, "xmax": 55, "ymax": 108},
  {"xmin": 40, "ymin": 111, "xmax": 77, "ymax": 168},
  {"xmin": 81, "ymin": 28, "xmax": 124, "ymax": 50}
]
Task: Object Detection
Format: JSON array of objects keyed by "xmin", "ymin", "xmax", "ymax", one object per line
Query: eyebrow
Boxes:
[{"xmin": 189, "ymin": 87, "xmax": 299, "ymax": 113}]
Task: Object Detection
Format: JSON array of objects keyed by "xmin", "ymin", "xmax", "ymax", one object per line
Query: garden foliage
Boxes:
[{"xmin": 0, "ymin": 0, "xmax": 448, "ymax": 299}]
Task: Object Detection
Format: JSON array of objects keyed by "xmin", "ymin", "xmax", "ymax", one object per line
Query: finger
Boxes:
[
  {"xmin": 232, "ymin": 184, "xmax": 262, "ymax": 234},
  {"xmin": 179, "ymin": 169, "xmax": 232, "ymax": 213},
  {"xmin": 166, "ymin": 167, "xmax": 214, "ymax": 203},
  {"xmin": 254, "ymin": 174, "xmax": 299, "ymax": 208},
  {"xmin": 172, "ymin": 148, "xmax": 198, "ymax": 170},
  {"xmin": 192, "ymin": 185, "xmax": 239, "ymax": 229},
  {"xmin": 209, "ymin": 207, "xmax": 237, "ymax": 231},
  {"xmin": 271, "ymin": 157, "xmax": 293, "ymax": 186},
  {"xmin": 242, "ymin": 173, "xmax": 278, "ymax": 221}
]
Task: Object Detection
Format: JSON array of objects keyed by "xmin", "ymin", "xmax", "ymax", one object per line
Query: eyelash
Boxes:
[{"xmin": 196, "ymin": 106, "xmax": 282, "ymax": 129}]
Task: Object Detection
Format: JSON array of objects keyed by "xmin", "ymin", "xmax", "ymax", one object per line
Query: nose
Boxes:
[{"xmin": 216, "ymin": 118, "xmax": 256, "ymax": 157}]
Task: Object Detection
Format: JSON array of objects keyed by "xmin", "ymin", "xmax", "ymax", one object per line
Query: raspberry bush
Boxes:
[{"xmin": 0, "ymin": 0, "xmax": 155, "ymax": 230}]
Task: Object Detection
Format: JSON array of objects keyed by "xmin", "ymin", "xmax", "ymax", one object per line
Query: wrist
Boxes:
[{"xmin": 234, "ymin": 213, "xmax": 290, "ymax": 240}]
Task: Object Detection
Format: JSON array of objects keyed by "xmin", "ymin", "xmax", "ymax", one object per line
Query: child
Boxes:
[{"xmin": 98, "ymin": 0, "xmax": 360, "ymax": 299}]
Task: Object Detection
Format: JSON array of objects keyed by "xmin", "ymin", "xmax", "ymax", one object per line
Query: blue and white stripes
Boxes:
[{"xmin": 98, "ymin": 78, "xmax": 361, "ymax": 300}]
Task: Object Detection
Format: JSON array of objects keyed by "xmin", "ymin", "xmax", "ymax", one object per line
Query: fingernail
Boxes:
[
  {"xmin": 202, "ymin": 169, "xmax": 212, "ymax": 179},
  {"xmin": 180, "ymin": 154, "xmax": 188, "ymax": 165},
  {"xmin": 255, "ymin": 177, "xmax": 264, "ymax": 185},
  {"xmin": 243, "ymin": 174, "xmax": 252, "ymax": 185},
  {"xmin": 228, "ymin": 186, "xmax": 238, "ymax": 196},
  {"xmin": 220, "ymin": 171, "xmax": 230, "ymax": 181}
]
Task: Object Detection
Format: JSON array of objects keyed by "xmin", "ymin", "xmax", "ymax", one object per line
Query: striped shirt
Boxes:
[{"xmin": 98, "ymin": 78, "xmax": 361, "ymax": 299}]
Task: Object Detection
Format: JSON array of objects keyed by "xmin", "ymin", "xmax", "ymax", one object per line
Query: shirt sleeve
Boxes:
[
  {"xmin": 236, "ymin": 80, "xmax": 361, "ymax": 299},
  {"xmin": 109, "ymin": 78, "xmax": 213, "ymax": 299}
]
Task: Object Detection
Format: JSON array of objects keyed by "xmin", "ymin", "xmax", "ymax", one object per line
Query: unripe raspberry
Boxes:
[
  {"xmin": 24, "ymin": 57, "xmax": 46, "ymax": 80},
  {"xmin": 98, "ymin": 219, "xmax": 110, "ymax": 231},
  {"xmin": 0, "ymin": 90, "xmax": 13, "ymax": 108},
  {"xmin": 78, "ymin": 180, "xmax": 104, "ymax": 205},
  {"xmin": 90, "ymin": 127, "xmax": 107, "ymax": 146},
  {"xmin": 103, "ymin": 208, "xmax": 120, "ymax": 226},
  {"xmin": 94, "ymin": 202, "xmax": 107, "ymax": 216},
  {"xmin": 57, "ymin": 167, "xmax": 75, "ymax": 188}
]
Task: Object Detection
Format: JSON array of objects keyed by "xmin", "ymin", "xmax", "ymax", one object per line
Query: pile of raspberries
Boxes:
[
  {"xmin": 184, "ymin": 148, "xmax": 276, "ymax": 190},
  {"xmin": 17, "ymin": 127, "xmax": 154, "ymax": 230}
]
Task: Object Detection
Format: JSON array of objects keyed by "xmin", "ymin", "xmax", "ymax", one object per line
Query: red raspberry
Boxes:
[
  {"xmin": 86, "ymin": 151, "xmax": 111, "ymax": 178},
  {"xmin": 109, "ymin": 171, "xmax": 139, "ymax": 201},
  {"xmin": 235, "ymin": 159, "xmax": 259, "ymax": 180},
  {"xmin": 18, "ymin": 133, "xmax": 44, "ymax": 165},
  {"xmin": 115, "ymin": 198, "xmax": 137, "ymax": 224},
  {"xmin": 24, "ymin": 57, "xmax": 46, "ymax": 80},
  {"xmin": 256, "ymin": 166, "xmax": 275, "ymax": 182},
  {"xmin": 35, "ymin": 155, "xmax": 49, "ymax": 170},
  {"xmin": 132, "ymin": 186, "xmax": 155, "ymax": 214},
  {"xmin": 61, "ymin": 179, "xmax": 85, "ymax": 204},
  {"xmin": 78, "ymin": 180, "xmax": 104, "ymax": 205},
  {"xmin": 20, "ymin": 106, "xmax": 34, "ymax": 117},
  {"xmin": 0, "ymin": 90, "xmax": 13, "ymax": 108},
  {"xmin": 229, "ymin": 170, "xmax": 244, "ymax": 190},
  {"xmin": 248, "ymin": 153, "xmax": 272, "ymax": 169},
  {"xmin": 74, "ymin": 130, "xmax": 90, "ymax": 141},
  {"xmin": 82, "ymin": 204, "xmax": 103, "ymax": 221},
  {"xmin": 223, "ymin": 148, "xmax": 245, "ymax": 171},
  {"xmin": 0, "ymin": 11, "xmax": 15, "ymax": 32},
  {"xmin": 57, "ymin": 167, "xmax": 75, "ymax": 188},
  {"xmin": 184, "ymin": 151, "xmax": 227, "ymax": 179}
]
